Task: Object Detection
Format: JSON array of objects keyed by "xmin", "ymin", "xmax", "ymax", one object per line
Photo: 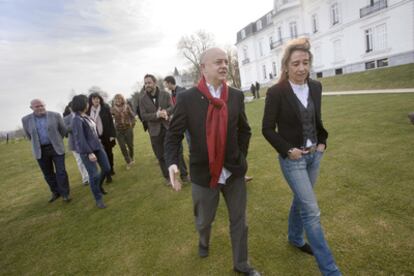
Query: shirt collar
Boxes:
[{"xmin": 206, "ymin": 82, "xmax": 223, "ymax": 98}]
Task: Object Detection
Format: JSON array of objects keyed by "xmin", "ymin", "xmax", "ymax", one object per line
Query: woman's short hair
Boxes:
[
  {"xmin": 278, "ymin": 37, "xmax": 313, "ymax": 83},
  {"xmin": 71, "ymin": 94, "xmax": 88, "ymax": 113}
]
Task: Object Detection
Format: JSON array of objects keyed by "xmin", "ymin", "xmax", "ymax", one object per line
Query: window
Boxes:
[
  {"xmin": 365, "ymin": 61, "xmax": 376, "ymax": 69},
  {"xmin": 262, "ymin": 65, "xmax": 267, "ymax": 80},
  {"xmin": 277, "ymin": 26, "xmax": 283, "ymax": 42},
  {"xmin": 377, "ymin": 58, "xmax": 388, "ymax": 67},
  {"xmin": 365, "ymin": 28, "xmax": 373, "ymax": 52},
  {"xmin": 259, "ymin": 41, "xmax": 264, "ymax": 57},
  {"xmin": 289, "ymin": 21, "xmax": 297, "ymax": 39},
  {"xmin": 241, "ymin": 29, "xmax": 246, "ymax": 39},
  {"xmin": 266, "ymin": 13, "xmax": 272, "ymax": 24},
  {"xmin": 365, "ymin": 23, "xmax": 387, "ymax": 53},
  {"xmin": 312, "ymin": 14, "xmax": 318, "ymax": 33},
  {"xmin": 256, "ymin": 20, "xmax": 262, "ymax": 31},
  {"xmin": 331, "ymin": 3, "xmax": 340, "ymax": 25},
  {"xmin": 333, "ymin": 39, "xmax": 342, "ymax": 62},
  {"xmin": 269, "ymin": 36, "xmax": 274, "ymax": 49},
  {"xmin": 335, "ymin": 68, "xmax": 343, "ymax": 75},
  {"xmin": 243, "ymin": 47, "xmax": 248, "ymax": 60},
  {"xmin": 375, "ymin": 24, "xmax": 387, "ymax": 50},
  {"xmin": 272, "ymin": 61, "xmax": 277, "ymax": 76},
  {"xmin": 316, "ymin": 72, "xmax": 323, "ymax": 78}
]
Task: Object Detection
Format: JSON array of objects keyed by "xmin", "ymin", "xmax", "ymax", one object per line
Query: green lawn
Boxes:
[
  {"xmin": 1, "ymin": 93, "xmax": 413, "ymax": 275},
  {"xmin": 319, "ymin": 63, "xmax": 414, "ymax": 91}
]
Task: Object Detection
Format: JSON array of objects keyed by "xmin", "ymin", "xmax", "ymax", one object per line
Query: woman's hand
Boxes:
[
  {"xmin": 88, "ymin": 153, "xmax": 97, "ymax": 162},
  {"xmin": 288, "ymin": 148, "xmax": 304, "ymax": 160},
  {"xmin": 316, "ymin": 144, "xmax": 326, "ymax": 152}
]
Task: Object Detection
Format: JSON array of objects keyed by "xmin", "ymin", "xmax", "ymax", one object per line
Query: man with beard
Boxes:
[{"xmin": 139, "ymin": 74, "xmax": 174, "ymax": 184}]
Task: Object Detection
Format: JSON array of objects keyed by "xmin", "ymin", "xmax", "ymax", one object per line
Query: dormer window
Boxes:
[{"xmin": 256, "ymin": 20, "xmax": 262, "ymax": 31}]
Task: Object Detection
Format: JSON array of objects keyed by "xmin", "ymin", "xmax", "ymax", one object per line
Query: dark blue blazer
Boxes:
[{"xmin": 72, "ymin": 114, "xmax": 103, "ymax": 154}]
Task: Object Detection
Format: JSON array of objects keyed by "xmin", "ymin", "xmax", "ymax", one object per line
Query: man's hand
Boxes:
[{"xmin": 168, "ymin": 164, "xmax": 182, "ymax": 191}]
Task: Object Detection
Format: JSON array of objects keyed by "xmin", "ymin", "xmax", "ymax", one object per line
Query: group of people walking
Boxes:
[{"xmin": 22, "ymin": 37, "xmax": 341, "ymax": 275}]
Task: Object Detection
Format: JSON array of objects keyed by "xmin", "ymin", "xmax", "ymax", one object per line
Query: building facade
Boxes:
[{"xmin": 236, "ymin": 0, "xmax": 414, "ymax": 90}]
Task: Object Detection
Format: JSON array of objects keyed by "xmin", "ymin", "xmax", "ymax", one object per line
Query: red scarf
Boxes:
[{"xmin": 197, "ymin": 76, "xmax": 228, "ymax": 189}]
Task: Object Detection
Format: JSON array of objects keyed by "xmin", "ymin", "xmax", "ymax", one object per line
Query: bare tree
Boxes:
[
  {"xmin": 177, "ymin": 30, "xmax": 216, "ymax": 80},
  {"xmin": 225, "ymin": 46, "xmax": 241, "ymax": 88}
]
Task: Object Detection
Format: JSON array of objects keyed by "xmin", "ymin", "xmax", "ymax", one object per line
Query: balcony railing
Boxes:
[
  {"xmin": 242, "ymin": 58, "xmax": 250, "ymax": 65},
  {"xmin": 360, "ymin": 0, "xmax": 387, "ymax": 18},
  {"xmin": 270, "ymin": 39, "xmax": 283, "ymax": 50}
]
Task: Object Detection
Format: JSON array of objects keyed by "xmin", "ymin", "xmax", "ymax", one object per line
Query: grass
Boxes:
[
  {"xmin": 1, "ymin": 93, "xmax": 414, "ymax": 275},
  {"xmin": 318, "ymin": 63, "xmax": 414, "ymax": 92}
]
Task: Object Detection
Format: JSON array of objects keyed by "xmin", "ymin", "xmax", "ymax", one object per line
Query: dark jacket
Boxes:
[
  {"xmin": 165, "ymin": 86, "xmax": 251, "ymax": 187},
  {"xmin": 72, "ymin": 114, "xmax": 103, "ymax": 154},
  {"xmin": 87, "ymin": 103, "xmax": 116, "ymax": 146},
  {"xmin": 262, "ymin": 79, "xmax": 328, "ymax": 158}
]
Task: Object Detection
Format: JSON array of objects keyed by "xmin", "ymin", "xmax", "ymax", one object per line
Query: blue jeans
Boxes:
[
  {"xmin": 37, "ymin": 144, "xmax": 70, "ymax": 197},
  {"xmin": 80, "ymin": 148, "xmax": 111, "ymax": 202},
  {"xmin": 279, "ymin": 152, "xmax": 341, "ymax": 276}
]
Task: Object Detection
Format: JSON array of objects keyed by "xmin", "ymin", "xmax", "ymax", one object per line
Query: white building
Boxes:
[{"xmin": 236, "ymin": 0, "xmax": 414, "ymax": 90}]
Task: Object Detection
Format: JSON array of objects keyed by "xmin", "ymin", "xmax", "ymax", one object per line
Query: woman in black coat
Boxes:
[
  {"xmin": 262, "ymin": 37, "xmax": 341, "ymax": 276},
  {"xmin": 87, "ymin": 93, "xmax": 117, "ymax": 182}
]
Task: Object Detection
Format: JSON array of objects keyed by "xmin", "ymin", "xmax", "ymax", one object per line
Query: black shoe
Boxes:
[
  {"xmin": 293, "ymin": 243, "xmax": 314, "ymax": 255},
  {"xmin": 106, "ymin": 175, "xmax": 113, "ymax": 184},
  {"xmin": 181, "ymin": 175, "xmax": 191, "ymax": 183},
  {"xmin": 48, "ymin": 193, "xmax": 60, "ymax": 203},
  {"xmin": 110, "ymin": 170, "xmax": 115, "ymax": 176},
  {"xmin": 233, "ymin": 267, "xmax": 261, "ymax": 276},
  {"xmin": 164, "ymin": 178, "xmax": 171, "ymax": 186},
  {"xmin": 198, "ymin": 244, "xmax": 209, "ymax": 258},
  {"xmin": 62, "ymin": 196, "xmax": 72, "ymax": 202},
  {"xmin": 100, "ymin": 187, "xmax": 107, "ymax": 195}
]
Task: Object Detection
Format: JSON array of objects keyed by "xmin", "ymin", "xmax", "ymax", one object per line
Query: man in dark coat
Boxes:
[{"xmin": 165, "ymin": 48, "xmax": 260, "ymax": 276}]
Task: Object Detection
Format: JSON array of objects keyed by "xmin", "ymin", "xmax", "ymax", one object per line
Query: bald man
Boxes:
[
  {"xmin": 165, "ymin": 48, "xmax": 260, "ymax": 275},
  {"xmin": 22, "ymin": 99, "xmax": 71, "ymax": 203}
]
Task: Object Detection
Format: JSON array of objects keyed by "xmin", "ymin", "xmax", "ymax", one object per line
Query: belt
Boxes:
[{"xmin": 300, "ymin": 145, "xmax": 317, "ymax": 154}]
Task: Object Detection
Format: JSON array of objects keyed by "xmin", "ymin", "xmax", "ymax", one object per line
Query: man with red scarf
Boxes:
[{"xmin": 165, "ymin": 48, "xmax": 260, "ymax": 276}]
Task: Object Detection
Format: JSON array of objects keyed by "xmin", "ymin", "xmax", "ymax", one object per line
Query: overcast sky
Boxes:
[{"xmin": 0, "ymin": 0, "xmax": 272, "ymax": 131}]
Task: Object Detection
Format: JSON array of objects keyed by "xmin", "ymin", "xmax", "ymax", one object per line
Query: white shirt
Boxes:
[
  {"xmin": 289, "ymin": 81, "xmax": 309, "ymax": 107},
  {"xmin": 206, "ymin": 82, "xmax": 232, "ymax": 185},
  {"xmin": 289, "ymin": 81, "xmax": 314, "ymax": 147}
]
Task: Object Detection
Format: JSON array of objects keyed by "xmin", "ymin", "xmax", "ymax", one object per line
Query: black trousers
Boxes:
[
  {"xmin": 37, "ymin": 145, "xmax": 70, "ymax": 197},
  {"xmin": 100, "ymin": 138, "xmax": 115, "ymax": 173},
  {"xmin": 149, "ymin": 127, "xmax": 169, "ymax": 179}
]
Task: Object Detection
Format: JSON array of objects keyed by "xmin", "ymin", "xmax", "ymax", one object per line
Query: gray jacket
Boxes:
[
  {"xmin": 63, "ymin": 113, "xmax": 76, "ymax": 151},
  {"xmin": 139, "ymin": 88, "xmax": 173, "ymax": 137},
  {"xmin": 22, "ymin": 111, "xmax": 67, "ymax": 159}
]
